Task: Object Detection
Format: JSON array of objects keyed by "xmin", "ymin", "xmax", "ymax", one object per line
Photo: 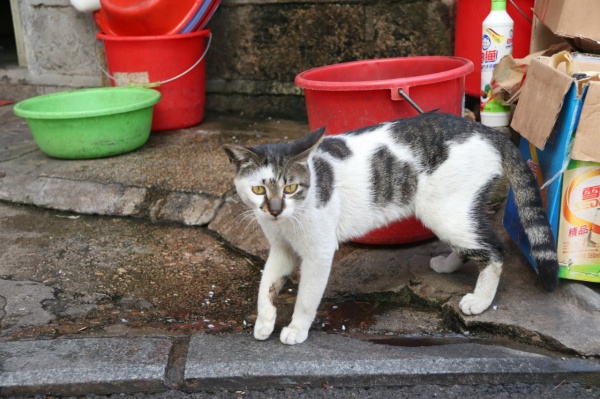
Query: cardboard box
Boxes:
[
  {"xmin": 503, "ymin": 51, "xmax": 600, "ymax": 282},
  {"xmin": 534, "ymin": 0, "xmax": 600, "ymax": 53},
  {"xmin": 530, "ymin": 15, "xmax": 566, "ymax": 54}
]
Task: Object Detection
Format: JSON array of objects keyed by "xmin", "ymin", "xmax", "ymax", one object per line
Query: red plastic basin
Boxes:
[{"xmin": 295, "ymin": 56, "xmax": 473, "ymax": 245}]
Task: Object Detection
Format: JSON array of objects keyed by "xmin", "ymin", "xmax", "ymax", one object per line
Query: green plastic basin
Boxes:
[{"xmin": 14, "ymin": 87, "xmax": 161, "ymax": 159}]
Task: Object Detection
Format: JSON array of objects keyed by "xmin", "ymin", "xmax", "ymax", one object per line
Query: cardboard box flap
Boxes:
[
  {"xmin": 511, "ymin": 57, "xmax": 574, "ymax": 150},
  {"xmin": 535, "ymin": 0, "xmax": 600, "ymax": 43},
  {"xmin": 572, "ymin": 80, "xmax": 600, "ymax": 162}
]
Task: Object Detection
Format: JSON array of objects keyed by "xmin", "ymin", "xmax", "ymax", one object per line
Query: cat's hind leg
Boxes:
[
  {"xmin": 430, "ymin": 251, "xmax": 466, "ymax": 273},
  {"xmin": 443, "ymin": 210, "xmax": 506, "ymax": 316},
  {"xmin": 418, "ymin": 178, "xmax": 505, "ymax": 316},
  {"xmin": 254, "ymin": 240, "xmax": 297, "ymax": 341},
  {"xmin": 458, "ymin": 255, "xmax": 503, "ymax": 315},
  {"xmin": 430, "ymin": 248, "xmax": 503, "ymax": 315},
  {"xmin": 435, "ymin": 225, "xmax": 506, "ymax": 316}
]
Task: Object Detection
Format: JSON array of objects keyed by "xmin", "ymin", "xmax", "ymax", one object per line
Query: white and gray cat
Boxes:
[{"xmin": 223, "ymin": 112, "xmax": 558, "ymax": 345}]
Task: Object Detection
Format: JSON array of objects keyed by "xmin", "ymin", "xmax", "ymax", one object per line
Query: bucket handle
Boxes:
[
  {"xmin": 509, "ymin": 0, "xmax": 532, "ymax": 24},
  {"xmin": 95, "ymin": 32, "xmax": 212, "ymax": 88},
  {"xmin": 396, "ymin": 88, "xmax": 425, "ymax": 114},
  {"xmin": 393, "ymin": 88, "xmax": 439, "ymax": 114}
]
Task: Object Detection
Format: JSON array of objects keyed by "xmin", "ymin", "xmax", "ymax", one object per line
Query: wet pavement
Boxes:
[{"xmin": 0, "ymin": 102, "xmax": 599, "ymax": 396}]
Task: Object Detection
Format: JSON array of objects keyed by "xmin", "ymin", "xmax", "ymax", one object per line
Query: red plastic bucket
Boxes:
[
  {"xmin": 454, "ymin": 0, "xmax": 534, "ymax": 97},
  {"xmin": 295, "ymin": 56, "xmax": 473, "ymax": 245},
  {"xmin": 97, "ymin": 30, "xmax": 210, "ymax": 131}
]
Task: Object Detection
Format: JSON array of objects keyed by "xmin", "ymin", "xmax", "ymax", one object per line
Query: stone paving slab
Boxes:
[
  {"xmin": 184, "ymin": 333, "xmax": 600, "ymax": 391},
  {"xmin": 0, "ymin": 337, "xmax": 173, "ymax": 396}
]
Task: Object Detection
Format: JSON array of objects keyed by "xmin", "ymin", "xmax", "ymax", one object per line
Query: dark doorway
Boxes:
[{"xmin": 0, "ymin": 2, "xmax": 18, "ymax": 66}]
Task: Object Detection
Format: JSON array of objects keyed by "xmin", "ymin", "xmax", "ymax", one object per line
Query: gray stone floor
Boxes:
[{"xmin": 0, "ymin": 103, "xmax": 599, "ymax": 396}]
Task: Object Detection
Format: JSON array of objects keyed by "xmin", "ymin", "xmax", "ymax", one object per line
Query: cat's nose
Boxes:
[{"xmin": 268, "ymin": 197, "xmax": 283, "ymax": 217}]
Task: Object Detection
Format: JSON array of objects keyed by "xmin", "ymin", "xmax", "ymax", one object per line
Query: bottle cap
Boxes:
[{"xmin": 491, "ymin": 0, "xmax": 507, "ymax": 11}]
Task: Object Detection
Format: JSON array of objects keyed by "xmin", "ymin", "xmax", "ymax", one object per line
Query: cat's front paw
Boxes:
[
  {"xmin": 280, "ymin": 325, "xmax": 309, "ymax": 345},
  {"xmin": 459, "ymin": 293, "xmax": 492, "ymax": 315},
  {"xmin": 254, "ymin": 323, "xmax": 274, "ymax": 341},
  {"xmin": 254, "ymin": 308, "xmax": 276, "ymax": 341}
]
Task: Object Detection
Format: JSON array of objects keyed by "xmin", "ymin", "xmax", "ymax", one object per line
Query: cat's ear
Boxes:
[
  {"xmin": 222, "ymin": 144, "xmax": 261, "ymax": 174},
  {"xmin": 306, "ymin": 126, "xmax": 326, "ymax": 147},
  {"xmin": 301, "ymin": 127, "xmax": 326, "ymax": 151},
  {"xmin": 290, "ymin": 127, "xmax": 326, "ymax": 163}
]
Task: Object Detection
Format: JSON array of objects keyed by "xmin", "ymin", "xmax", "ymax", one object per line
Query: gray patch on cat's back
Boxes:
[
  {"xmin": 313, "ymin": 156, "xmax": 334, "ymax": 207},
  {"xmin": 319, "ymin": 137, "xmax": 352, "ymax": 160},
  {"xmin": 389, "ymin": 113, "xmax": 487, "ymax": 174},
  {"xmin": 389, "ymin": 119, "xmax": 449, "ymax": 173},
  {"xmin": 370, "ymin": 146, "xmax": 417, "ymax": 205}
]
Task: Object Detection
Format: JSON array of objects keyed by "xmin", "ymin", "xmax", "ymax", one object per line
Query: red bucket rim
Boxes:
[
  {"xmin": 294, "ymin": 56, "xmax": 474, "ymax": 92},
  {"xmin": 96, "ymin": 29, "xmax": 210, "ymax": 41}
]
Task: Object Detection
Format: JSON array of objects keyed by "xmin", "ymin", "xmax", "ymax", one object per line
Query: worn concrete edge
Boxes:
[
  {"xmin": 0, "ymin": 173, "xmax": 226, "ymax": 227},
  {"xmin": 182, "ymin": 333, "xmax": 600, "ymax": 392},
  {"xmin": 183, "ymin": 363, "xmax": 600, "ymax": 391},
  {"xmin": 2, "ymin": 333, "xmax": 600, "ymax": 396},
  {"xmin": 183, "ymin": 371, "xmax": 600, "ymax": 393}
]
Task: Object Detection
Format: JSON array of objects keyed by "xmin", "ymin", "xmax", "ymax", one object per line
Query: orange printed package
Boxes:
[{"xmin": 557, "ymin": 160, "xmax": 600, "ymax": 283}]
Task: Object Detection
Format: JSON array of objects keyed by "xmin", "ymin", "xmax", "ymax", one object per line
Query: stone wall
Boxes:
[
  {"xmin": 206, "ymin": 0, "xmax": 455, "ymax": 119},
  {"xmin": 1, "ymin": 0, "xmax": 456, "ymax": 121},
  {"xmin": 3, "ymin": 0, "xmax": 99, "ymax": 89}
]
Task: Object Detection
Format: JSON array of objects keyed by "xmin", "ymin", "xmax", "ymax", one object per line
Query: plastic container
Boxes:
[
  {"xmin": 179, "ymin": 0, "xmax": 219, "ymax": 33},
  {"xmin": 195, "ymin": 0, "xmax": 221, "ymax": 31},
  {"xmin": 480, "ymin": 0, "xmax": 514, "ymax": 127},
  {"xmin": 13, "ymin": 87, "xmax": 161, "ymax": 159},
  {"xmin": 69, "ymin": 0, "xmax": 100, "ymax": 12},
  {"xmin": 187, "ymin": 0, "xmax": 221, "ymax": 32},
  {"xmin": 295, "ymin": 56, "xmax": 473, "ymax": 244},
  {"xmin": 98, "ymin": 30, "xmax": 210, "ymax": 131},
  {"xmin": 96, "ymin": 0, "xmax": 203, "ymax": 36},
  {"xmin": 454, "ymin": 0, "xmax": 533, "ymax": 98}
]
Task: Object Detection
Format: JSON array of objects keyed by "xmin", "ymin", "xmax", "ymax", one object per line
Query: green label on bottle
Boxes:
[{"xmin": 482, "ymin": 98, "xmax": 510, "ymax": 113}]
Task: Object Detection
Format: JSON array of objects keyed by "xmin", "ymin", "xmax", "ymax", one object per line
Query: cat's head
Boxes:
[{"xmin": 222, "ymin": 127, "xmax": 325, "ymax": 221}]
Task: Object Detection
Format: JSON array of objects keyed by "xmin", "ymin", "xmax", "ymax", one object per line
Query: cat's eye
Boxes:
[
  {"xmin": 251, "ymin": 186, "xmax": 266, "ymax": 195},
  {"xmin": 283, "ymin": 184, "xmax": 298, "ymax": 194}
]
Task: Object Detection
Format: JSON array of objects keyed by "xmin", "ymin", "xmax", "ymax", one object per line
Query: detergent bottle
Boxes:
[{"xmin": 480, "ymin": 0, "xmax": 513, "ymax": 127}]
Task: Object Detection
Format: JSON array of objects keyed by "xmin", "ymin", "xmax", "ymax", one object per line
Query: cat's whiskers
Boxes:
[
  {"xmin": 234, "ymin": 209, "xmax": 259, "ymax": 234},
  {"xmin": 232, "ymin": 208, "xmax": 255, "ymax": 224},
  {"xmin": 288, "ymin": 208, "xmax": 308, "ymax": 237}
]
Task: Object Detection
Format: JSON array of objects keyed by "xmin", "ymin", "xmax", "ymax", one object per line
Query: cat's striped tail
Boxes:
[{"xmin": 501, "ymin": 140, "xmax": 559, "ymax": 292}]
